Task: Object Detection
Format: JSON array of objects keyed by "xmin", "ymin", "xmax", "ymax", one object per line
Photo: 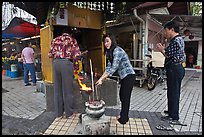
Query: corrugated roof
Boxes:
[
  {"xmin": 134, "ymin": 2, "xmax": 190, "ymax": 15},
  {"xmin": 150, "ymin": 14, "xmax": 202, "ymax": 38}
]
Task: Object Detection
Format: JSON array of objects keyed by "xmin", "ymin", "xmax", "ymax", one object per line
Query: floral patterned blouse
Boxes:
[{"xmin": 48, "ymin": 33, "xmax": 81, "ymax": 60}]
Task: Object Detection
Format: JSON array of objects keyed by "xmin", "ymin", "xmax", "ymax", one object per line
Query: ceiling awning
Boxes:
[
  {"xmin": 9, "ymin": 2, "xmax": 53, "ymax": 25},
  {"xmin": 150, "ymin": 14, "xmax": 202, "ymax": 39},
  {"xmin": 134, "ymin": 2, "xmax": 190, "ymax": 15},
  {"xmin": 2, "ymin": 17, "xmax": 40, "ymax": 39}
]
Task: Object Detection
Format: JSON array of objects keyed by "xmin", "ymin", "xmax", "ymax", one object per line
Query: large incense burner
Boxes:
[
  {"xmin": 78, "ymin": 59, "xmax": 110, "ymax": 135},
  {"xmin": 85, "ymin": 100, "xmax": 105, "ymax": 118},
  {"xmin": 78, "ymin": 59, "xmax": 106, "ymax": 118}
]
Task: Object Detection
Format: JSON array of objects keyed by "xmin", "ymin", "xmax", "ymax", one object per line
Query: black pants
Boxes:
[
  {"xmin": 119, "ymin": 74, "xmax": 136, "ymax": 121},
  {"xmin": 166, "ymin": 63, "xmax": 185, "ymax": 120},
  {"xmin": 53, "ymin": 59, "xmax": 74, "ymax": 117}
]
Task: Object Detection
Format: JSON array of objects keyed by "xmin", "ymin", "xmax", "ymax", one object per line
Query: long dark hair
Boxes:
[{"xmin": 102, "ymin": 33, "xmax": 118, "ymax": 65}]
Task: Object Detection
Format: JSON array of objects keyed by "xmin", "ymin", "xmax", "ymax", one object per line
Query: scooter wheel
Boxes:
[{"xmin": 147, "ymin": 76, "xmax": 157, "ymax": 91}]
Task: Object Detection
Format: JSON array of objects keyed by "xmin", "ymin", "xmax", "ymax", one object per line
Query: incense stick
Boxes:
[
  {"xmin": 90, "ymin": 59, "xmax": 95, "ymax": 101},
  {"xmin": 95, "ymin": 85, "xmax": 99, "ymax": 100}
]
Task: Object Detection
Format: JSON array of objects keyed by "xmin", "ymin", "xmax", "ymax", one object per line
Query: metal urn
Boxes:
[{"xmin": 85, "ymin": 100, "xmax": 105, "ymax": 118}]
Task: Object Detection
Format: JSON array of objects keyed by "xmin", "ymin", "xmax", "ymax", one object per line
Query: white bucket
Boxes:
[{"xmin": 11, "ymin": 64, "xmax": 18, "ymax": 72}]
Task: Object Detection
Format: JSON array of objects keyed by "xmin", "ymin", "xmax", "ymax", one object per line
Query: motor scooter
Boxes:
[{"xmin": 145, "ymin": 54, "xmax": 165, "ymax": 91}]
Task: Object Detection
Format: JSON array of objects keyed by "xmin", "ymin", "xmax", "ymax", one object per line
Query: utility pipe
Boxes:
[
  {"xmin": 133, "ymin": 9, "xmax": 145, "ymax": 60},
  {"xmin": 133, "ymin": 8, "xmax": 147, "ymax": 72}
]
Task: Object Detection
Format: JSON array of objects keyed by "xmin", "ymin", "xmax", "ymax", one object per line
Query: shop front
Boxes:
[{"xmin": 40, "ymin": 3, "xmax": 104, "ymax": 84}]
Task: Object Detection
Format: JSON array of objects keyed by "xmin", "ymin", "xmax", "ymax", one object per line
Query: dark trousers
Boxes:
[
  {"xmin": 119, "ymin": 74, "xmax": 136, "ymax": 121},
  {"xmin": 53, "ymin": 59, "xmax": 74, "ymax": 117},
  {"xmin": 166, "ymin": 63, "xmax": 185, "ymax": 120},
  {"xmin": 18, "ymin": 62, "xmax": 24, "ymax": 76}
]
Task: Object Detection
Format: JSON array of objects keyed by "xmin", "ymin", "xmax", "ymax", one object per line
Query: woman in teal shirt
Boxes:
[{"xmin": 96, "ymin": 33, "xmax": 136, "ymax": 124}]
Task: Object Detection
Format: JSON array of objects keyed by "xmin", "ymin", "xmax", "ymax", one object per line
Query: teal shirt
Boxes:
[{"xmin": 105, "ymin": 46, "xmax": 135, "ymax": 79}]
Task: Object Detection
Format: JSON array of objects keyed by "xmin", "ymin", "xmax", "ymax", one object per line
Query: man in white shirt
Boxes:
[{"xmin": 21, "ymin": 42, "xmax": 37, "ymax": 86}]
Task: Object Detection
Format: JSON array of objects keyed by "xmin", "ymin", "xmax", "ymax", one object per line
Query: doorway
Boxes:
[
  {"xmin": 53, "ymin": 25, "xmax": 103, "ymax": 75},
  {"xmin": 184, "ymin": 41, "xmax": 198, "ymax": 68}
]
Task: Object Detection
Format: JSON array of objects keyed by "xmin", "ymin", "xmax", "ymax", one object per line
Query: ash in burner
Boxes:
[
  {"xmin": 86, "ymin": 100, "xmax": 104, "ymax": 106},
  {"xmin": 85, "ymin": 100, "xmax": 105, "ymax": 119}
]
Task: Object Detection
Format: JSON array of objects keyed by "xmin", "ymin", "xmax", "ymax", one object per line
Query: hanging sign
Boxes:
[{"xmin": 56, "ymin": 8, "xmax": 68, "ymax": 25}]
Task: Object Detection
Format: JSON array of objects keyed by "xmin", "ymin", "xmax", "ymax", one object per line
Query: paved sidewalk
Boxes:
[
  {"xmin": 2, "ymin": 76, "xmax": 46, "ymax": 120},
  {"xmin": 2, "ymin": 69, "xmax": 202, "ymax": 135},
  {"xmin": 106, "ymin": 69, "xmax": 202, "ymax": 134}
]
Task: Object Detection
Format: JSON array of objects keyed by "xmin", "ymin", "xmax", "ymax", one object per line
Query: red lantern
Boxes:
[{"xmin": 189, "ymin": 34, "xmax": 194, "ymax": 40}]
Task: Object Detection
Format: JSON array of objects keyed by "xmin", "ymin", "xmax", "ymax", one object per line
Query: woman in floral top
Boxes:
[
  {"xmin": 48, "ymin": 28, "xmax": 81, "ymax": 118},
  {"xmin": 96, "ymin": 33, "xmax": 136, "ymax": 124}
]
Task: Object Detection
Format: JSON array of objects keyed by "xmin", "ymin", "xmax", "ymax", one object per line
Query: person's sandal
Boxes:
[{"xmin": 155, "ymin": 124, "xmax": 174, "ymax": 131}]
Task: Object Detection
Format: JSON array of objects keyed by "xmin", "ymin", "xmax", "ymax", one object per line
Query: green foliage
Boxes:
[
  {"xmin": 190, "ymin": 2, "xmax": 202, "ymax": 16},
  {"xmin": 2, "ymin": 56, "xmax": 18, "ymax": 70}
]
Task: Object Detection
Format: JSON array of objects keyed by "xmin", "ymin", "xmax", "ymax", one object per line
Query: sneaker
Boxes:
[
  {"xmin": 169, "ymin": 120, "xmax": 187, "ymax": 126},
  {"xmin": 25, "ymin": 83, "xmax": 31, "ymax": 86},
  {"xmin": 33, "ymin": 83, "xmax": 36, "ymax": 86}
]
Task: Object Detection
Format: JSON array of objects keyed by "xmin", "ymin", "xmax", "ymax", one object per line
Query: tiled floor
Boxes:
[
  {"xmin": 43, "ymin": 113, "xmax": 153, "ymax": 135},
  {"xmin": 43, "ymin": 113, "xmax": 80, "ymax": 135}
]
